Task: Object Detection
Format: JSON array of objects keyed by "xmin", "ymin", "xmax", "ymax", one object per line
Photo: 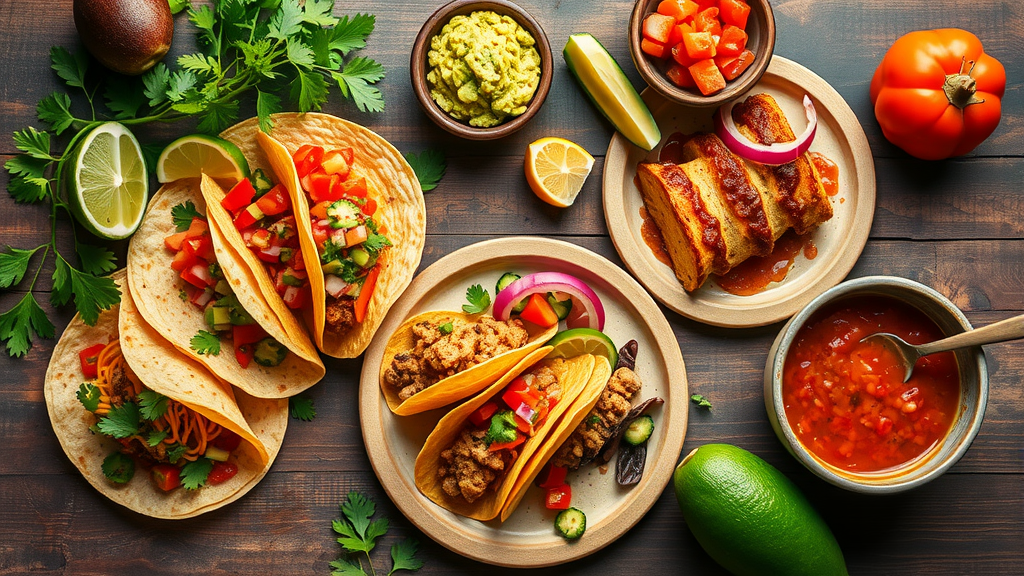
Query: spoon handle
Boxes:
[{"xmin": 918, "ymin": 313, "xmax": 1024, "ymax": 355}]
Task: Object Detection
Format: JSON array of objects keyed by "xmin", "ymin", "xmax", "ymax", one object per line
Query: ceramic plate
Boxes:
[
  {"xmin": 603, "ymin": 56, "xmax": 876, "ymax": 328},
  {"xmin": 359, "ymin": 237, "xmax": 687, "ymax": 567}
]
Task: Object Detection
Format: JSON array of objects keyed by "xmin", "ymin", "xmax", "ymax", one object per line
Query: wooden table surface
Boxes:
[{"xmin": 2, "ymin": 1, "xmax": 1022, "ymax": 574}]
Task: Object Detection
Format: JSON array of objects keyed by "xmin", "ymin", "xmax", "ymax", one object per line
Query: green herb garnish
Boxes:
[
  {"xmin": 331, "ymin": 491, "xmax": 423, "ymax": 576},
  {"xmin": 290, "ymin": 396, "xmax": 316, "ymax": 421},
  {"xmin": 190, "ymin": 330, "xmax": 222, "ymax": 356},
  {"xmin": 77, "ymin": 383, "xmax": 102, "ymax": 412},
  {"xmin": 101, "ymin": 452, "xmax": 135, "ymax": 484},
  {"xmin": 97, "ymin": 402, "xmax": 141, "ymax": 438},
  {"xmin": 172, "ymin": 200, "xmax": 203, "ymax": 231},
  {"xmin": 180, "ymin": 457, "xmax": 214, "ymax": 490},
  {"xmin": 462, "ymin": 284, "xmax": 490, "ymax": 314},
  {"xmin": 690, "ymin": 394, "xmax": 713, "ymax": 410},
  {"xmin": 138, "ymin": 390, "xmax": 169, "ymax": 421},
  {"xmin": 438, "ymin": 322, "xmax": 453, "ymax": 335},
  {"xmin": 403, "ymin": 149, "xmax": 446, "ymax": 192},
  {"xmin": 147, "ymin": 430, "xmax": 169, "ymax": 447}
]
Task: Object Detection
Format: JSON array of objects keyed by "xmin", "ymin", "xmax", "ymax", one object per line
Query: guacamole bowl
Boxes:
[{"xmin": 411, "ymin": 0, "xmax": 553, "ymax": 140}]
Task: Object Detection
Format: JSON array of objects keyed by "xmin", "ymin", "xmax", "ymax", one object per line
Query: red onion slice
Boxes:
[
  {"xmin": 713, "ymin": 95, "xmax": 817, "ymax": 166},
  {"xmin": 493, "ymin": 272, "xmax": 605, "ymax": 331}
]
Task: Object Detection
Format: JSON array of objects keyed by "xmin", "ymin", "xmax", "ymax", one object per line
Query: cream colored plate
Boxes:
[
  {"xmin": 359, "ymin": 237, "xmax": 687, "ymax": 567},
  {"xmin": 603, "ymin": 56, "xmax": 876, "ymax": 328}
]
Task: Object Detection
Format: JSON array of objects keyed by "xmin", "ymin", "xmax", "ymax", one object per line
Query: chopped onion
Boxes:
[
  {"xmin": 515, "ymin": 402, "xmax": 536, "ymax": 425},
  {"xmin": 713, "ymin": 95, "xmax": 817, "ymax": 165},
  {"xmin": 324, "ymin": 275, "xmax": 349, "ymax": 298},
  {"xmin": 493, "ymin": 272, "xmax": 605, "ymax": 331}
]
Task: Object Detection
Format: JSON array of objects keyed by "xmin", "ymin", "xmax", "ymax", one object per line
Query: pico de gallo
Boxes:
[
  {"xmin": 292, "ymin": 144, "xmax": 392, "ymax": 336},
  {"xmin": 165, "ymin": 199, "xmax": 289, "ymax": 368}
]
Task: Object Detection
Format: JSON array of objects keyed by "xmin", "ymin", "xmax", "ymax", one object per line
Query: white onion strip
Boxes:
[{"xmin": 713, "ymin": 94, "xmax": 817, "ymax": 165}]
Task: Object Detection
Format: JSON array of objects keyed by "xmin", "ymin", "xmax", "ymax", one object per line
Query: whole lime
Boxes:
[{"xmin": 673, "ymin": 444, "xmax": 848, "ymax": 576}]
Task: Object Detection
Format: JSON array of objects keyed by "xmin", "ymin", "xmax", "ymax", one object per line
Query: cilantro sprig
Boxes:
[
  {"xmin": 2, "ymin": 0, "xmax": 384, "ymax": 357},
  {"xmin": 403, "ymin": 150, "xmax": 446, "ymax": 192},
  {"xmin": 331, "ymin": 492, "xmax": 423, "ymax": 576},
  {"xmin": 462, "ymin": 284, "xmax": 491, "ymax": 314},
  {"xmin": 690, "ymin": 394, "xmax": 713, "ymax": 410},
  {"xmin": 289, "ymin": 395, "xmax": 316, "ymax": 421}
]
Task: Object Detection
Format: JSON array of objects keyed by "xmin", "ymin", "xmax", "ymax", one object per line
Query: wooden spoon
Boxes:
[{"xmin": 861, "ymin": 313, "xmax": 1024, "ymax": 382}]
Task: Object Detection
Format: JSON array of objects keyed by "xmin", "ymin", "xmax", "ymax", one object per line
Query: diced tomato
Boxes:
[
  {"xmin": 171, "ymin": 249, "xmax": 198, "ymax": 272},
  {"xmin": 514, "ymin": 412, "xmax": 533, "ymax": 434},
  {"xmin": 233, "ymin": 203, "xmax": 264, "ymax": 230},
  {"xmin": 657, "ymin": 0, "xmax": 699, "ymax": 21},
  {"xmin": 719, "ymin": 0, "xmax": 750, "ymax": 29},
  {"xmin": 234, "ymin": 344, "xmax": 253, "ymax": 368},
  {"xmin": 361, "ymin": 197, "xmax": 377, "ymax": 216},
  {"xmin": 79, "ymin": 343, "xmax": 106, "ymax": 379},
  {"xmin": 537, "ymin": 464, "xmax": 568, "ymax": 489},
  {"xmin": 341, "ymin": 177, "xmax": 368, "ymax": 199},
  {"xmin": 291, "ymin": 249, "xmax": 305, "ymax": 271},
  {"xmin": 693, "ymin": 7, "xmax": 722, "ymax": 36},
  {"xmin": 211, "ymin": 428, "xmax": 243, "ymax": 452},
  {"xmin": 164, "ymin": 231, "xmax": 189, "ymax": 252},
  {"xmin": 292, "ymin": 145, "xmax": 325, "ymax": 178},
  {"xmin": 283, "ymin": 285, "xmax": 306, "ymax": 309},
  {"xmin": 684, "ymin": 31, "xmax": 716, "ymax": 60},
  {"xmin": 518, "ymin": 293, "xmax": 559, "ymax": 328},
  {"xmin": 642, "ymin": 13, "xmax": 676, "ymax": 44},
  {"xmin": 502, "ymin": 377, "xmax": 541, "ymax": 411},
  {"xmin": 207, "ymin": 461, "xmax": 238, "ymax": 485},
  {"xmin": 469, "ymin": 401, "xmax": 500, "ymax": 427},
  {"xmin": 545, "ymin": 484, "xmax": 572, "ymax": 510},
  {"xmin": 641, "ymin": 37, "xmax": 668, "ymax": 59},
  {"xmin": 715, "ymin": 49, "xmax": 755, "ymax": 81},
  {"xmin": 256, "ymin": 184, "xmax": 290, "ymax": 216},
  {"xmin": 257, "ymin": 246, "xmax": 283, "ymax": 263},
  {"xmin": 344, "ymin": 225, "xmax": 368, "ymax": 248},
  {"xmin": 181, "ymin": 263, "xmax": 215, "ymax": 289},
  {"xmin": 185, "ymin": 217, "xmax": 209, "ymax": 239},
  {"xmin": 249, "ymin": 228, "xmax": 272, "ymax": 249},
  {"xmin": 321, "ymin": 149, "xmax": 351, "ymax": 178},
  {"xmin": 310, "ymin": 201, "xmax": 331, "ymax": 221},
  {"xmin": 182, "ymin": 234, "xmax": 215, "ymax": 262},
  {"xmin": 151, "ymin": 464, "xmax": 182, "ymax": 492},
  {"xmin": 189, "ymin": 287, "xmax": 215, "ymax": 308},
  {"xmin": 353, "ymin": 265, "xmax": 379, "ymax": 323},
  {"xmin": 695, "ymin": 0, "xmax": 717, "ymax": 10},
  {"xmin": 689, "ymin": 58, "xmax": 727, "ymax": 95},
  {"xmin": 339, "ymin": 147, "xmax": 354, "ymax": 165},
  {"xmin": 666, "ymin": 63, "xmax": 697, "ymax": 87},
  {"xmin": 671, "ymin": 42, "xmax": 696, "ymax": 67},
  {"xmin": 233, "ymin": 324, "xmax": 268, "ymax": 347},
  {"xmin": 311, "ymin": 221, "xmax": 331, "ymax": 247},
  {"xmin": 488, "ymin": 435, "xmax": 526, "ymax": 453},
  {"xmin": 307, "ymin": 170, "xmax": 336, "ymax": 203},
  {"xmin": 716, "ymin": 25, "xmax": 747, "ymax": 57},
  {"xmin": 221, "ymin": 178, "xmax": 256, "ymax": 212}
]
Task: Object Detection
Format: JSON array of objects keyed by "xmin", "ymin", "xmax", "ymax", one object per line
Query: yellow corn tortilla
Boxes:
[
  {"xmin": 499, "ymin": 355, "xmax": 612, "ymax": 522},
  {"xmin": 126, "ymin": 179, "xmax": 325, "ymax": 399},
  {"xmin": 43, "ymin": 271, "xmax": 288, "ymax": 519},
  {"xmin": 379, "ymin": 311, "xmax": 557, "ymax": 415},
  {"xmin": 211, "ymin": 113, "xmax": 425, "ymax": 358},
  {"xmin": 414, "ymin": 349, "xmax": 597, "ymax": 521}
]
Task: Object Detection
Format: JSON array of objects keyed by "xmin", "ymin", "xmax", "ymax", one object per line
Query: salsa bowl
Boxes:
[{"xmin": 764, "ymin": 276, "xmax": 988, "ymax": 493}]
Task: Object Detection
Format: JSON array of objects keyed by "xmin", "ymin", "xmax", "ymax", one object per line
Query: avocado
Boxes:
[{"xmin": 73, "ymin": 0, "xmax": 174, "ymax": 76}]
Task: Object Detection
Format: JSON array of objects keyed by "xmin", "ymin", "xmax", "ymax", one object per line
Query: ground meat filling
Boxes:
[
  {"xmin": 107, "ymin": 363, "xmax": 135, "ymax": 407},
  {"xmin": 551, "ymin": 367, "xmax": 642, "ymax": 470},
  {"xmin": 383, "ymin": 317, "xmax": 530, "ymax": 401},
  {"xmin": 325, "ymin": 296, "xmax": 357, "ymax": 335}
]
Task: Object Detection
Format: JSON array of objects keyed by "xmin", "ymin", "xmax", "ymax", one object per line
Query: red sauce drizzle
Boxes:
[
  {"xmin": 782, "ymin": 296, "xmax": 960, "ymax": 472},
  {"xmin": 694, "ymin": 134, "xmax": 773, "ymax": 254},
  {"xmin": 809, "ymin": 152, "xmax": 840, "ymax": 196},
  {"xmin": 659, "ymin": 132, "xmax": 695, "ymax": 164},
  {"xmin": 715, "ymin": 231, "xmax": 814, "ymax": 295},
  {"xmin": 639, "ymin": 206, "xmax": 672, "ymax": 266}
]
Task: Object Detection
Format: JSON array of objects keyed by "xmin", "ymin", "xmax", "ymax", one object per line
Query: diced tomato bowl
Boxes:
[{"xmin": 629, "ymin": 0, "xmax": 775, "ymax": 107}]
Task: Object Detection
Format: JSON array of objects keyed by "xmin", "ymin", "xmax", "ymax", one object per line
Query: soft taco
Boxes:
[
  {"xmin": 126, "ymin": 179, "xmax": 325, "ymax": 399},
  {"xmin": 44, "ymin": 271, "xmax": 288, "ymax": 519},
  {"xmin": 203, "ymin": 113, "xmax": 425, "ymax": 358},
  {"xmin": 379, "ymin": 311, "xmax": 558, "ymax": 415},
  {"xmin": 413, "ymin": 348, "xmax": 599, "ymax": 521}
]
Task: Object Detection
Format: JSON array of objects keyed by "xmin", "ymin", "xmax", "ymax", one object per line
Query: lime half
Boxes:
[
  {"xmin": 66, "ymin": 122, "xmax": 148, "ymax": 240},
  {"xmin": 546, "ymin": 327, "xmax": 618, "ymax": 368},
  {"xmin": 156, "ymin": 134, "xmax": 249, "ymax": 183}
]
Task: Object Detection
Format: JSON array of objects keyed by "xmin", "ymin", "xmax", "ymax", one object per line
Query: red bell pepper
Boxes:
[
  {"xmin": 233, "ymin": 324, "xmax": 268, "ymax": 347},
  {"xmin": 79, "ymin": 343, "xmax": 106, "ymax": 379},
  {"xmin": 518, "ymin": 293, "xmax": 559, "ymax": 328},
  {"xmin": 469, "ymin": 401, "xmax": 500, "ymax": 427},
  {"xmin": 537, "ymin": 464, "xmax": 568, "ymax": 489},
  {"xmin": 256, "ymin": 184, "xmax": 290, "ymax": 216},
  {"xmin": 221, "ymin": 178, "xmax": 256, "ymax": 212},
  {"xmin": 545, "ymin": 484, "xmax": 572, "ymax": 510},
  {"xmin": 353, "ymin": 266, "xmax": 379, "ymax": 323},
  {"xmin": 207, "ymin": 461, "xmax": 239, "ymax": 485},
  {"xmin": 151, "ymin": 464, "xmax": 182, "ymax": 492}
]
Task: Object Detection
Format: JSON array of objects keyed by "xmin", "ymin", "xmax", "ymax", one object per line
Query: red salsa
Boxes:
[{"xmin": 783, "ymin": 296, "xmax": 960, "ymax": 472}]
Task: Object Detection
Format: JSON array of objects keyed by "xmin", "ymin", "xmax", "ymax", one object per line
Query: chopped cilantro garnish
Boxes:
[
  {"xmin": 77, "ymin": 383, "xmax": 102, "ymax": 412},
  {"xmin": 147, "ymin": 429, "xmax": 169, "ymax": 447},
  {"xmin": 290, "ymin": 396, "xmax": 316, "ymax": 421},
  {"xmin": 403, "ymin": 149, "xmax": 446, "ymax": 192},
  {"xmin": 438, "ymin": 322, "xmax": 453, "ymax": 335},
  {"xmin": 180, "ymin": 457, "xmax": 214, "ymax": 490},
  {"xmin": 138, "ymin": 390, "xmax": 169, "ymax": 421},
  {"xmin": 690, "ymin": 394, "xmax": 713, "ymax": 410},
  {"xmin": 171, "ymin": 200, "xmax": 203, "ymax": 231},
  {"xmin": 97, "ymin": 402, "xmax": 141, "ymax": 439},
  {"xmin": 484, "ymin": 409, "xmax": 518, "ymax": 446},
  {"xmin": 167, "ymin": 443, "xmax": 188, "ymax": 464},
  {"xmin": 331, "ymin": 491, "xmax": 424, "ymax": 574},
  {"xmin": 586, "ymin": 415, "xmax": 602, "ymax": 426},
  {"xmin": 101, "ymin": 452, "xmax": 135, "ymax": 484},
  {"xmin": 363, "ymin": 232, "xmax": 392, "ymax": 255},
  {"xmin": 190, "ymin": 330, "xmax": 221, "ymax": 356},
  {"xmin": 462, "ymin": 284, "xmax": 490, "ymax": 314}
]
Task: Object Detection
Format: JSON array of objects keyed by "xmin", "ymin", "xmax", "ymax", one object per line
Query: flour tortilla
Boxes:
[
  {"xmin": 126, "ymin": 180, "xmax": 324, "ymax": 399},
  {"xmin": 43, "ymin": 271, "xmax": 288, "ymax": 519},
  {"xmin": 207, "ymin": 113, "xmax": 425, "ymax": 358}
]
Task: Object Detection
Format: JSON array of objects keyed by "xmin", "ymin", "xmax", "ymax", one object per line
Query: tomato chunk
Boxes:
[
  {"xmin": 545, "ymin": 484, "xmax": 572, "ymax": 510},
  {"xmin": 469, "ymin": 401, "xmax": 500, "ymax": 427},
  {"xmin": 716, "ymin": 25, "xmax": 748, "ymax": 57},
  {"xmin": 212, "ymin": 428, "xmax": 243, "ymax": 452},
  {"xmin": 641, "ymin": 37, "xmax": 669, "ymax": 59},
  {"xmin": 684, "ymin": 31, "xmax": 716, "ymax": 60},
  {"xmin": 666, "ymin": 63, "xmax": 697, "ymax": 88},
  {"xmin": 537, "ymin": 464, "xmax": 568, "ymax": 489},
  {"xmin": 256, "ymin": 184, "xmax": 290, "ymax": 216},
  {"xmin": 642, "ymin": 13, "xmax": 676, "ymax": 44},
  {"xmin": 518, "ymin": 293, "xmax": 559, "ymax": 328},
  {"xmin": 719, "ymin": 0, "xmax": 751, "ymax": 29},
  {"xmin": 688, "ymin": 58, "xmax": 727, "ymax": 95},
  {"xmin": 79, "ymin": 343, "xmax": 106, "ymax": 379},
  {"xmin": 221, "ymin": 178, "xmax": 256, "ymax": 212},
  {"xmin": 488, "ymin": 435, "xmax": 526, "ymax": 453},
  {"xmin": 207, "ymin": 461, "xmax": 239, "ymax": 485},
  {"xmin": 151, "ymin": 464, "xmax": 182, "ymax": 492},
  {"xmin": 693, "ymin": 7, "xmax": 721, "ymax": 36},
  {"xmin": 715, "ymin": 49, "xmax": 755, "ymax": 81},
  {"xmin": 657, "ymin": 0, "xmax": 699, "ymax": 21}
]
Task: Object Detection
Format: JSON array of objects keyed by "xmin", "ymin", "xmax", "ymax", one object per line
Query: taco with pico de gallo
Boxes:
[
  {"xmin": 203, "ymin": 113, "xmax": 425, "ymax": 358},
  {"xmin": 44, "ymin": 271, "xmax": 287, "ymax": 519}
]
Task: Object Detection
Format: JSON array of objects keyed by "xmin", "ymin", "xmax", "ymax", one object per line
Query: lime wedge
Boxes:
[
  {"xmin": 546, "ymin": 327, "xmax": 618, "ymax": 368},
  {"xmin": 66, "ymin": 122, "xmax": 148, "ymax": 240},
  {"xmin": 156, "ymin": 134, "xmax": 249, "ymax": 183},
  {"xmin": 563, "ymin": 33, "xmax": 661, "ymax": 151}
]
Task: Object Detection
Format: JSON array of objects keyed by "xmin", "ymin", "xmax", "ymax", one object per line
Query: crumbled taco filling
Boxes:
[
  {"xmin": 75, "ymin": 340, "xmax": 241, "ymax": 491},
  {"xmin": 438, "ymin": 361, "xmax": 562, "ymax": 503},
  {"xmin": 167, "ymin": 197, "xmax": 289, "ymax": 368},
  {"xmin": 383, "ymin": 317, "xmax": 530, "ymax": 400},
  {"xmin": 550, "ymin": 366, "xmax": 642, "ymax": 470}
]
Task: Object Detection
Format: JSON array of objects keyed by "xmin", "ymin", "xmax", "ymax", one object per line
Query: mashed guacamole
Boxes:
[{"xmin": 426, "ymin": 11, "xmax": 541, "ymax": 128}]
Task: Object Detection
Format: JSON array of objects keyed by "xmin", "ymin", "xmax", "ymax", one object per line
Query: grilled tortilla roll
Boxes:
[{"xmin": 636, "ymin": 93, "xmax": 833, "ymax": 291}]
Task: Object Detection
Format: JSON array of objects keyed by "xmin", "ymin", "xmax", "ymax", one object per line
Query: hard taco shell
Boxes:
[
  {"xmin": 127, "ymin": 179, "xmax": 324, "ymax": 398},
  {"xmin": 379, "ymin": 311, "xmax": 558, "ymax": 416},
  {"xmin": 44, "ymin": 271, "xmax": 288, "ymax": 519},
  {"xmin": 414, "ymin": 349, "xmax": 597, "ymax": 521}
]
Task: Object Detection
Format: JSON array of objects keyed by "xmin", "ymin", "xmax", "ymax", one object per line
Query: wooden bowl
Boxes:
[
  {"xmin": 629, "ymin": 0, "xmax": 775, "ymax": 108},
  {"xmin": 410, "ymin": 0, "xmax": 553, "ymax": 140}
]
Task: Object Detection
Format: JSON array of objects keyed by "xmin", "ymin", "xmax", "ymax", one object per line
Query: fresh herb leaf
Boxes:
[
  {"xmin": 103, "ymin": 76, "xmax": 146, "ymax": 120},
  {"xmin": 172, "ymin": 200, "xmax": 204, "ymax": 231},
  {"xmin": 50, "ymin": 255, "xmax": 121, "ymax": 326},
  {"xmin": 196, "ymin": 99, "xmax": 240, "ymax": 134},
  {"xmin": 438, "ymin": 322, "xmax": 453, "ymax": 335},
  {"xmin": 256, "ymin": 89, "xmax": 282, "ymax": 133},
  {"xmin": 289, "ymin": 396, "xmax": 316, "ymax": 421},
  {"xmin": 190, "ymin": 330, "xmax": 221, "ymax": 356},
  {"xmin": 302, "ymin": 0, "xmax": 337, "ymax": 27},
  {"xmin": 180, "ymin": 457, "xmax": 214, "ymax": 490},
  {"xmin": 76, "ymin": 243, "xmax": 117, "ymax": 276},
  {"xmin": 362, "ymin": 232, "xmax": 391, "ymax": 255},
  {"xmin": 167, "ymin": 443, "xmax": 188, "ymax": 464},
  {"xmin": 268, "ymin": 0, "xmax": 304, "ymax": 40},
  {"xmin": 12, "ymin": 127, "xmax": 53, "ymax": 160},
  {"xmin": 142, "ymin": 63, "xmax": 172, "ymax": 107},
  {"xmin": 462, "ymin": 284, "xmax": 490, "ymax": 314},
  {"xmin": 403, "ymin": 150, "xmax": 446, "ymax": 192},
  {"xmin": 0, "ymin": 293, "xmax": 55, "ymax": 357},
  {"xmin": 101, "ymin": 452, "xmax": 135, "ymax": 484},
  {"xmin": 147, "ymin": 429, "xmax": 169, "ymax": 446},
  {"xmin": 0, "ymin": 246, "xmax": 39, "ymax": 288},
  {"xmin": 339, "ymin": 492, "xmax": 376, "ymax": 544},
  {"xmin": 77, "ymin": 383, "xmax": 102, "ymax": 412},
  {"xmin": 138, "ymin": 390, "xmax": 169, "ymax": 421},
  {"xmin": 389, "ymin": 539, "xmax": 424, "ymax": 574},
  {"xmin": 168, "ymin": 0, "xmax": 190, "ymax": 15},
  {"xmin": 7, "ymin": 173, "xmax": 50, "ymax": 204},
  {"xmin": 329, "ymin": 558, "xmax": 366, "ymax": 576},
  {"xmin": 50, "ymin": 46, "xmax": 89, "ymax": 90},
  {"xmin": 586, "ymin": 415, "xmax": 602, "ymax": 426},
  {"xmin": 292, "ymin": 70, "xmax": 329, "ymax": 112},
  {"xmin": 189, "ymin": 5, "xmax": 218, "ymax": 48},
  {"xmin": 690, "ymin": 394, "xmax": 713, "ymax": 410},
  {"xmin": 286, "ymin": 38, "xmax": 315, "ymax": 68},
  {"xmin": 97, "ymin": 402, "xmax": 141, "ymax": 438},
  {"xmin": 331, "ymin": 57, "xmax": 385, "ymax": 113},
  {"xmin": 37, "ymin": 93, "xmax": 76, "ymax": 135},
  {"xmin": 330, "ymin": 13, "xmax": 375, "ymax": 56}
]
